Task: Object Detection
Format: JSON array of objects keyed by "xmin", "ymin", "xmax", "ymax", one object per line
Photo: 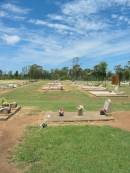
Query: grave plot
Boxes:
[
  {"xmin": 0, "ymin": 83, "xmax": 17, "ymax": 89},
  {"xmin": 88, "ymin": 86, "xmax": 128, "ymax": 97},
  {"xmin": 0, "ymin": 98, "xmax": 21, "ymax": 120},
  {"xmin": 44, "ymin": 111, "xmax": 114, "ymax": 123},
  {"xmin": 89, "ymin": 90, "xmax": 128, "ymax": 97},
  {"xmin": 42, "ymin": 81, "xmax": 64, "ymax": 91},
  {"xmin": 121, "ymin": 81, "xmax": 130, "ymax": 86},
  {"xmin": 0, "ymin": 80, "xmax": 37, "ymax": 91},
  {"xmin": 0, "ymin": 106, "xmax": 21, "ymax": 121},
  {"xmin": 81, "ymin": 85, "xmax": 106, "ymax": 91}
]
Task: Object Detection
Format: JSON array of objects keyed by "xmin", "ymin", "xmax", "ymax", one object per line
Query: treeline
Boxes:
[{"xmin": 0, "ymin": 61, "xmax": 130, "ymax": 81}]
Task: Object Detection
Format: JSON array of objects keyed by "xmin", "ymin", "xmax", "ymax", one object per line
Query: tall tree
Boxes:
[
  {"xmin": 99, "ymin": 61, "xmax": 108, "ymax": 81},
  {"xmin": 93, "ymin": 62, "xmax": 107, "ymax": 81},
  {"xmin": 14, "ymin": 70, "xmax": 19, "ymax": 79},
  {"xmin": 0, "ymin": 70, "xmax": 2, "ymax": 80},
  {"xmin": 71, "ymin": 64, "xmax": 82, "ymax": 80},
  {"xmin": 28, "ymin": 64, "xmax": 43, "ymax": 79}
]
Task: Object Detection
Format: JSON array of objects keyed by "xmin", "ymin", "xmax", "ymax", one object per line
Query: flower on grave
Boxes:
[
  {"xmin": 47, "ymin": 114, "xmax": 51, "ymax": 118},
  {"xmin": 1, "ymin": 97, "xmax": 9, "ymax": 106},
  {"xmin": 77, "ymin": 105, "xmax": 84, "ymax": 111}
]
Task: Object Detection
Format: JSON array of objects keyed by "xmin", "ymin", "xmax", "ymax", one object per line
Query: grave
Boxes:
[
  {"xmin": 81, "ymin": 85, "xmax": 106, "ymax": 91},
  {"xmin": 42, "ymin": 81, "xmax": 64, "ymax": 91},
  {"xmin": 44, "ymin": 111, "xmax": 114, "ymax": 123},
  {"xmin": 0, "ymin": 106, "xmax": 21, "ymax": 121},
  {"xmin": 0, "ymin": 83, "xmax": 17, "ymax": 89},
  {"xmin": 89, "ymin": 90, "xmax": 128, "ymax": 97}
]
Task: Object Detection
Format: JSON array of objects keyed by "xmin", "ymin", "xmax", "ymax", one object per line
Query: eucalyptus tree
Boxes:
[
  {"xmin": 28, "ymin": 64, "xmax": 43, "ymax": 79},
  {"xmin": 93, "ymin": 64, "xmax": 100, "ymax": 81},
  {"xmin": 124, "ymin": 65, "xmax": 130, "ymax": 81},
  {"xmin": 93, "ymin": 62, "xmax": 108, "ymax": 81},
  {"xmin": 99, "ymin": 62, "xmax": 108, "ymax": 81},
  {"xmin": 71, "ymin": 64, "xmax": 82, "ymax": 80},
  {"xmin": 0, "ymin": 70, "xmax": 3, "ymax": 80}
]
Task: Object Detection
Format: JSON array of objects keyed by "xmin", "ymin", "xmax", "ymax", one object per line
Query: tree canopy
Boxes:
[{"xmin": 0, "ymin": 61, "xmax": 130, "ymax": 82}]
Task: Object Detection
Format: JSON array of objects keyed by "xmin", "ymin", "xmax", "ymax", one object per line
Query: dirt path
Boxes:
[
  {"xmin": 0, "ymin": 108, "xmax": 44, "ymax": 173},
  {"xmin": 0, "ymin": 110, "xmax": 130, "ymax": 173},
  {"xmin": 99, "ymin": 111, "xmax": 130, "ymax": 131}
]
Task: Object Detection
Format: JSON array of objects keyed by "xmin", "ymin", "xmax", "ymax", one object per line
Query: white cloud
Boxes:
[
  {"xmin": 29, "ymin": 16, "xmax": 107, "ymax": 35},
  {"xmin": 13, "ymin": 16, "xmax": 26, "ymax": 21},
  {"xmin": 61, "ymin": 0, "xmax": 130, "ymax": 17},
  {"xmin": 0, "ymin": 3, "xmax": 29, "ymax": 22},
  {"xmin": 1, "ymin": 0, "xmax": 130, "ymax": 69},
  {"xmin": 1, "ymin": 26, "xmax": 130, "ymax": 70},
  {"xmin": 28, "ymin": 0, "xmax": 130, "ymax": 36},
  {"xmin": 1, "ymin": 34, "xmax": 21, "ymax": 45},
  {"xmin": 62, "ymin": 0, "xmax": 99, "ymax": 16},
  {"xmin": 0, "ymin": 10, "xmax": 7, "ymax": 17},
  {"xmin": 0, "ymin": 11, "xmax": 26, "ymax": 21},
  {"xmin": 113, "ymin": 0, "xmax": 130, "ymax": 6},
  {"xmin": 112, "ymin": 14, "xmax": 130, "ymax": 24},
  {"xmin": 29, "ymin": 19, "xmax": 78, "ymax": 33},
  {"xmin": 1, "ymin": 3, "xmax": 30, "ymax": 14},
  {"xmin": 12, "ymin": 29, "xmax": 130, "ymax": 66},
  {"xmin": 0, "ymin": 22, "xmax": 19, "ymax": 35},
  {"xmin": 48, "ymin": 14, "xmax": 64, "ymax": 21}
]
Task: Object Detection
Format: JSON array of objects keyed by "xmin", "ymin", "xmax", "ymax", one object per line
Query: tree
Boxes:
[
  {"xmin": 14, "ymin": 70, "xmax": 19, "ymax": 79},
  {"xmin": 107, "ymin": 71, "xmax": 113, "ymax": 80},
  {"xmin": 21, "ymin": 66, "xmax": 29, "ymax": 79},
  {"xmin": 82, "ymin": 68, "xmax": 92, "ymax": 81},
  {"xmin": 71, "ymin": 64, "xmax": 82, "ymax": 80},
  {"xmin": 28, "ymin": 64, "xmax": 43, "ymax": 79},
  {"xmin": 93, "ymin": 64, "xmax": 100, "ymax": 81},
  {"xmin": 60, "ymin": 67, "xmax": 69, "ymax": 80},
  {"xmin": 98, "ymin": 62, "xmax": 107, "ymax": 81},
  {"xmin": 0, "ymin": 70, "xmax": 2, "ymax": 80},
  {"xmin": 123, "ymin": 66, "xmax": 130, "ymax": 81},
  {"xmin": 93, "ymin": 62, "xmax": 107, "ymax": 81},
  {"xmin": 8, "ymin": 71, "xmax": 13, "ymax": 79}
]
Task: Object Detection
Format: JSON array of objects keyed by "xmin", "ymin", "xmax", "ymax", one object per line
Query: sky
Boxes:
[{"xmin": 0, "ymin": 0, "xmax": 130, "ymax": 71}]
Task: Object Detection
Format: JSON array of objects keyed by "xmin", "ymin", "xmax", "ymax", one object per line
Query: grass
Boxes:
[
  {"xmin": 13, "ymin": 125, "xmax": 130, "ymax": 173},
  {"xmin": 0, "ymin": 80, "xmax": 130, "ymax": 111},
  {"xmin": 5, "ymin": 81, "xmax": 130, "ymax": 173}
]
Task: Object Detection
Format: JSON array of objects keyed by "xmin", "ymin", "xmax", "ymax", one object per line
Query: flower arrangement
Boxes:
[
  {"xmin": 77, "ymin": 105, "xmax": 84, "ymax": 110},
  {"xmin": 77, "ymin": 105, "xmax": 84, "ymax": 115},
  {"xmin": 1, "ymin": 97, "xmax": 9, "ymax": 106}
]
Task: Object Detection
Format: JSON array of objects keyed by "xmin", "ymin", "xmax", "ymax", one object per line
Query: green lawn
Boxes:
[
  {"xmin": 13, "ymin": 125, "xmax": 130, "ymax": 173},
  {"xmin": 0, "ymin": 80, "xmax": 130, "ymax": 111}
]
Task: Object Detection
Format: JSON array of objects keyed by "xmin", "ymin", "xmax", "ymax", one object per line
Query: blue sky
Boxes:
[{"xmin": 0, "ymin": 0, "xmax": 130, "ymax": 71}]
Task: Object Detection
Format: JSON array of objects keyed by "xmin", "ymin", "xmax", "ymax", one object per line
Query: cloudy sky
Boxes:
[{"xmin": 0, "ymin": 0, "xmax": 130, "ymax": 71}]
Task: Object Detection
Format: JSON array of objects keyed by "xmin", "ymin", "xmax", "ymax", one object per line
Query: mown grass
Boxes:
[
  {"xmin": 0, "ymin": 81, "xmax": 104, "ymax": 111},
  {"xmin": 13, "ymin": 125, "xmax": 130, "ymax": 173},
  {"xmin": 0, "ymin": 80, "xmax": 130, "ymax": 111}
]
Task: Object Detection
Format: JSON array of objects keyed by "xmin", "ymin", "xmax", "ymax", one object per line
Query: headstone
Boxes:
[{"xmin": 103, "ymin": 99, "xmax": 111, "ymax": 113}]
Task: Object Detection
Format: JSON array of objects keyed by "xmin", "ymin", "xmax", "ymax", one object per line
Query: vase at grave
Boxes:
[{"xmin": 78, "ymin": 109, "xmax": 83, "ymax": 116}]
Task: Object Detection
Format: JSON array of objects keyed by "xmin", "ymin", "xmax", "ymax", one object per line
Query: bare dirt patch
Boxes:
[
  {"xmin": 0, "ymin": 88, "xmax": 14, "ymax": 94},
  {"xmin": 0, "ymin": 110, "xmax": 130, "ymax": 173},
  {"xmin": 0, "ymin": 108, "xmax": 44, "ymax": 173},
  {"xmin": 98, "ymin": 111, "xmax": 130, "ymax": 131}
]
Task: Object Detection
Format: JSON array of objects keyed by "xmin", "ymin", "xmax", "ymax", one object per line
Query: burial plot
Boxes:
[
  {"xmin": 44, "ymin": 111, "xmax": 114, "ymax": 123},
  {"xmin": 81, "ymin": 85, "xmax": 106, "ymax": 91},
  {"xmin": 42, "ymin": 81, "xmax": 64, "ymax": 91},
  {"xmin": 0, "ymin": 99, "xmax": 21, "ymax": 121},
  {"xmin": 89, "ymin": 90, "xmax": 128, "ymax": 97}
]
